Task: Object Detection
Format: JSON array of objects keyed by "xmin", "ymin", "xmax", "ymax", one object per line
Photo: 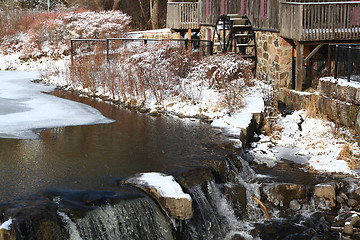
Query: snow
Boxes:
[
  {"xmin": 0, "ymin": 71, "xmax": 114, "ymax": 139},
  {"xmin": 0, "ymin": 219, "xmax": 13, "ymax": 231},
  {"xmin": 252, "ymin": 110, "xmax": 360, "ymax": 175},
  {"xmin": 321, "ymin": 76, "xmax": 360, "ymax": 89},
  {"xmin": 211, "ymin": 96, "xmax": 264, "ymax": 137},
  {"xmin": 135, "ymin": 172, "xmax": 191, "ymax": 200}
]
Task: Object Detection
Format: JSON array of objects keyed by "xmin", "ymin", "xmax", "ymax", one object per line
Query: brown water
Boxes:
[{"xmin": 0, "ymin": 90, "xmax": 223, "ymax": 202}]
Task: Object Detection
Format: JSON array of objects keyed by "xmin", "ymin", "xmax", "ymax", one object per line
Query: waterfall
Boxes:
[{"xmin": 58, "ymin": 195, "xmax": 174, "ymax": 240}]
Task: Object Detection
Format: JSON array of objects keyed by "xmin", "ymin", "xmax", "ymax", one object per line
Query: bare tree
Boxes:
[{"xmin": 150, "ymin": 0, "xmax": 159, "ymax": 29}]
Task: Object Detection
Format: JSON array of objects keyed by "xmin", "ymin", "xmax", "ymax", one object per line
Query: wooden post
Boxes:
[
  {"xmin": 188, "ymin": 28, "xmax": 192, "ymax": 51},
  {"xmin": 295, "ymin": 41, "xmax": 304, "ymax": 91},
  {"xmin": 71, "ymin": 40, "xmax": 74, "ymax": 65},
  {"xmin": 327, "ymin": 44, "xmax": 331, "ymax": 75}
]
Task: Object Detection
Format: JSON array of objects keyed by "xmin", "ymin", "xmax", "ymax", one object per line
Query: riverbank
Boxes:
[{"xmin": 1, "ymin": 53, "xmax": 360, "ymax": 239}]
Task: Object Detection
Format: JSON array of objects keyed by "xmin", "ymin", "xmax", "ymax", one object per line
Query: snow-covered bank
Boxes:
[
  {"xmin": 2, "ymin": 51, "xmax": 359, "ymax": 176},
  {"xmin": 0, "ymin": 71, "xmax": 113, "ymax": 139},
  {"xmin": 251, "ymin": 110, "xmax": 360, "ymax": 175}
]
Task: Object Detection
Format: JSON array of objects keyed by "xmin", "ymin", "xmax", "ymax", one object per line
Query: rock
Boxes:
[
  {"xmin": 289, "ymin": 199, "xmax": 302, "ymax": 211},
  {"xmin": 266, "ymin": 183, "xmax": 306, "ymax": 206},
  {"xmin": 124, "ymin": 173, "xmax": 193, "ymax": 220},
  {"xmin": 0, "ymin": 195, "xmax": 67, "ymax": 240},
  {"xmin": 356, "ymin": 111, "xmax": 360, "ymax": 134},
  {"xmin": 172, "ymin": 165, "xmax": 214, "ymax": 189},
  {"xmin": 224, "ymin": 184, "xmax": 247, "ymax": 217},
  {"xmin": 314, "ymin": 183, "xmax": 336, "ymax": 207},
  {"xmin": 349, "ymin": 214, "xmax": 360, "ymax": 226},
  {"xmin": 351, "ymin": 187, "xmax": 360, "ymax": 201},
  {"xmin": 0, "ymin": 228, "xmax": 14, "ymax": 240},
  {"xmin": 344, "ymin": 222, "xmax": 353, "ymax": 235},
  {"xmin": 148, "ymin": 108, "xmax": 159, "ymax": 116},
  {"xmin": 348, "ymin": 199, "xmax": 358, "ymax": 207},
  {"xmin": 230, "ymin": 234, "xmax": 246, "ymax": 240}
]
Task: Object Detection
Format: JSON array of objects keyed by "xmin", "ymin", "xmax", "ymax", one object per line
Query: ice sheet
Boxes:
[{"xmin": 0, "ymin": 71, "xmax": 114, "ymax": 139}]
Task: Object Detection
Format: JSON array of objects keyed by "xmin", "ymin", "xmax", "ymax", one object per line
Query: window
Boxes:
[
  {"xmin": 241, "ymin": 0, "xmax": 248, "ymax": 15},
  {"xmin": 220, "ymin": 0, "xmax": 227, "ymax": 15},
  {"xmin": 206, "ymin": 0, "xmax": 211, "ymax": 16},
  {"xmin": 260, "ymin": 0, "xmax": 268, "ymax": 19}
]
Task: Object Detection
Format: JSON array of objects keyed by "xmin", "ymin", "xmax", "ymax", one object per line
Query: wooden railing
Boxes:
[
  {"xmin": 281, "ymin": 1, "xmax": 360, "ymax": 41},
  {"xmin": 167, "ymin": 2, "xmax": 200, "ymax": 29}
]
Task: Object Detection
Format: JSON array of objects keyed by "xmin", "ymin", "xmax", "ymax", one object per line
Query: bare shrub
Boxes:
[
  {"xmin": 0, "ymin": 9, "xmax": 131, "ymax": 58},
  {"xmin": 68, "ymin": 42, "xmax": 254, "ymax": 113}
]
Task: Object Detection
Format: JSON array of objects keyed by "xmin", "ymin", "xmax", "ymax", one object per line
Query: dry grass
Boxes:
[
  {"xmin": 305, "ymin": 94, "xmax": 318, "ymax": 119},
  {"xmin": 263, "ymin": 116, "xmax": 283, "ymax": 140},
  {"xmin": 337, "ymin": 143, "xmax": 358, "ymax": 170}
]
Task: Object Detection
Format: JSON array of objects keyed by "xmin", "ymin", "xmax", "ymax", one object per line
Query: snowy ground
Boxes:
[
  {"xmin": 251, "ymin": 110, "xmax": 360, "ymax": 175},
  {"xmin": 0, "ymin": 70, "xmax": 113, "ymax": 139},
  {"xmin": 1, "ymin": 53, "xmax": 359, "ymax": 176}
]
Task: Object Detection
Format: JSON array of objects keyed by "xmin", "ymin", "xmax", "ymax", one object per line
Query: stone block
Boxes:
[
  {"xmin": 314, "ymin": 183, "xmax": 336, "ymax": 207},
  {"xmin": 278, "ymin": 88, "xmax": 313, "ymax": 110}
]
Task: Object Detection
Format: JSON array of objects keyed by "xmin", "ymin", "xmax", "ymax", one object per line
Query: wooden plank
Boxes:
[
  {"xmin": 303, "ymin": 44, "xmax": 324, "ymax": 63},
  {"xmin": 295, "ymin": 42, "xmax": 304, "ymax": 91},
  {"xmin": 299, "ymin": 4, "xmax": 304, "ymax": 40}
]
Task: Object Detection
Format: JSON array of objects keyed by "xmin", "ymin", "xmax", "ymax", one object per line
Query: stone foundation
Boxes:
[
  {"xmin": 279, "ymin": 78, "xmax": 360, "ymax": 134},
  {"xmin": 255, "ymin": 31, "xmax": 293, "ymax": 88}
]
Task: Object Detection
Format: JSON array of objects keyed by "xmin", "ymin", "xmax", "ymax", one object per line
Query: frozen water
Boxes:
[{"xmin": 0, "ymin": 71, "xmax": 114, "ymax": 139}]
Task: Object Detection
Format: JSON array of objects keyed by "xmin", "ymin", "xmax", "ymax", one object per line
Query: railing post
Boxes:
[
  {"xmin": 299, "ymin": 4, "xmax": 304, "ymax": 41},
  {"xmin": 71, "ymin": 39, "xmax": 74, "ymax": 65},
  {"xmin": 106, "ymin": 39, "xmax": 110, "ymax": 63},
  {"xmin": 210, "ymin": 41, "xmax": 214, "ymax": 55},
  {"xmin": 335, "ymin": 45, "xmax": 338, "ymax": 79},
  {"xmin": 347, "ymin": 46, "xmax": 352, "ymax": 82}
]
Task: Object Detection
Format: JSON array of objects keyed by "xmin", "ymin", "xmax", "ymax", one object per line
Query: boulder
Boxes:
[
  {"xmin": 224, "ymin": 184, "xmax": 247, "ymax": 217},
  {"xmin": 314, "ymin": 183, "xmax": 336, "ymax": 207},
  {"xmin": 0, "ymin": 195, "xmax": 67, "ymax": 240},
  {"xmin": 289, "ymin": 199, "xmax": 302, "ymax": 211},
  {"xmin": 124, "ymin": 172, "xmax": 193, "ymax": 220},
  {"xmin": 265, "ymin": 183, "xmax": 306, "ymax": 207}
]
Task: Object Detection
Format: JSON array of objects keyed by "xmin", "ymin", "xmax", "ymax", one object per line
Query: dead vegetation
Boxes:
[
  {"xmin": 337, "ymin": 143, "xmax": 358, "ymax": 170},
  {"xmin": 68, "ymin": 43, "xmax": 253, "ymax": 113}
]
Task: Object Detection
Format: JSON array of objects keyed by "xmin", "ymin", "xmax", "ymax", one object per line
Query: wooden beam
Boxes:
[
  {"xmin": 295, "ymin": 42, "xmax": 304, "ymax": 91},
  {"xmin": 303, "ymin": 44, "xmax": 324, "ymax": 64},
  {"xmin": 188, "ymin": 28, "xmax": 192, "ymax": 51}
]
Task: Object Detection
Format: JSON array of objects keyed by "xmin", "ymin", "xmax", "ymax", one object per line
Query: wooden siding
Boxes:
[
  {"xmin": 198, "ymin": 0, "xmax": 242, "ymax": 26},
  {"xmin": 167, "ymin": 2, "xmax": 200, "ymax": 29},
  {"xmin": 281, "ymin": 1, "xmax": 360, "ymax": 41},
  {"xmin": 247, "ymin": 0, "xmax": 281, "ymax": 31}
]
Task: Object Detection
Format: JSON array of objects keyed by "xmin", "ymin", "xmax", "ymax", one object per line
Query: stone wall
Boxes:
[
  {"xmin": 279, "ymin": 78, "xmax": 360, "ymax": 134},
  {"xmin": 255, "ymin": 31, "xmax": 293, "ymax": 88}
]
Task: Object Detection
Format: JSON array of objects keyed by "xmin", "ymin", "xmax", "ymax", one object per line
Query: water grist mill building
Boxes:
[{"xmin": 166, "ymin": 0, "xmax": 360, "ymax": 91}]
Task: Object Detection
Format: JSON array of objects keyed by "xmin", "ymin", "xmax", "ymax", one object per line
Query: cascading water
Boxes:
[{"xmin": 56, "ymin": 193, "xmax": 174, "ymax": 240}]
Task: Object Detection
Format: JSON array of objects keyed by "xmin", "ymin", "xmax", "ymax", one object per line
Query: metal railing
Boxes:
[
  {"xmin": 334, "ymin": 45, "xmax": 360, "ymax": 82},
  {"xmin": 70, "ymin": 38, "xmax": 214, "ymax": 63},
  {"xmin": 281, "ymin": 1, "xmax": 360, "ymax": 41}
]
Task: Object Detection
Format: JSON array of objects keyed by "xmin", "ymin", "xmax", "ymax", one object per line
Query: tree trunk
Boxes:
[
  {"xmin": 150, "ymin": 0, "xmax": 159, "ymax": 29},
  {"xmin": 112, "ymin": 0, "xmax": 121, "ymax": 10}
]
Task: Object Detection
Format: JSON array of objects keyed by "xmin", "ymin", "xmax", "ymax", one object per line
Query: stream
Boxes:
[{"xmin": 0, "ymin": 72, "xmax": 356, "ymax": 239}]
